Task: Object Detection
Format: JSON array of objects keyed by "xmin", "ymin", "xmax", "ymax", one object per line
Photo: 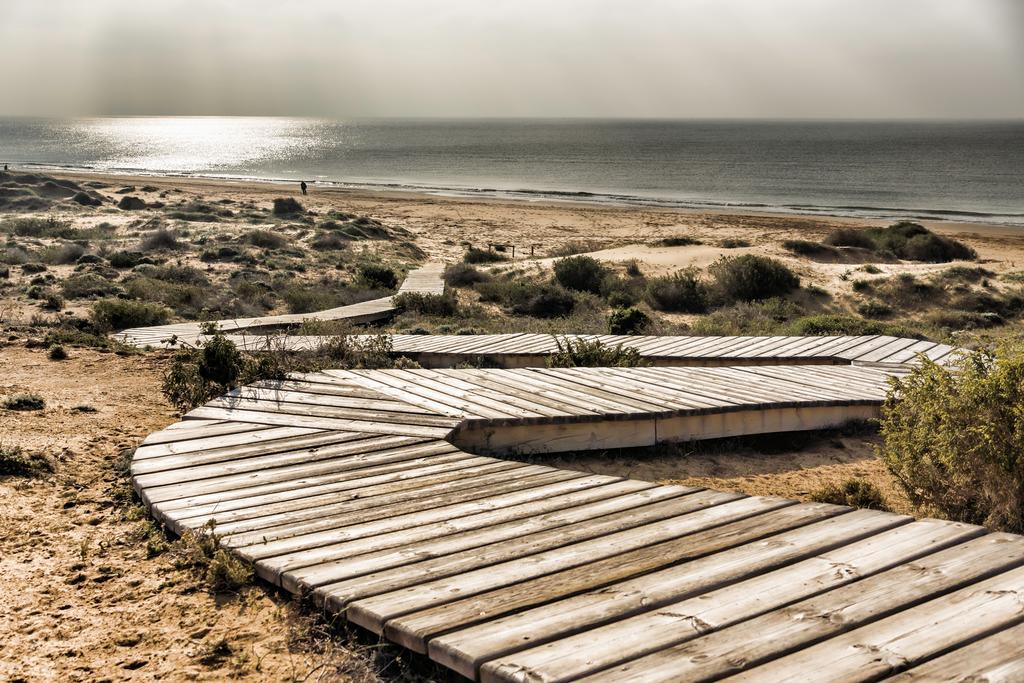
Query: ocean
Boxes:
[{"xmin": 2, "ymin": 117, "xmax": 1022, "ymax": 226}]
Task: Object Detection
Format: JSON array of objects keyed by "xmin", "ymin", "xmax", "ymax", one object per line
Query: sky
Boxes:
[{"xmin": 1, "ymin": 0, "xmax": 1022, "ymax": 119}]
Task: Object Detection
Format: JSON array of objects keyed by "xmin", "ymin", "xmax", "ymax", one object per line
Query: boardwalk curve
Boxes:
[{"xmin": 124, "ymin": 266, "xmax": 1023, "ymax": 681}]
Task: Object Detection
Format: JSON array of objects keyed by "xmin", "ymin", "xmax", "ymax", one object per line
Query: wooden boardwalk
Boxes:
[
  {"xmin": 113, "ymin": 262, "xmax": 447, "ymax": 348},
  {"xmin": 130, "ymin": 339, "xmax": 1024, "ymax": 680}
]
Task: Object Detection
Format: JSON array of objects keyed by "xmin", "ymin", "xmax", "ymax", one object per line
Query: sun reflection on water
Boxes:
[{"xmin": 78, "ymin": 116, "xmax": 331, "ymax": 175}]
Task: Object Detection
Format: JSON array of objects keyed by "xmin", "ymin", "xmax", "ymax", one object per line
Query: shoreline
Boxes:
[{"xmin": 41, "ymin": 168, "xmax": 1024, "ymax": 238}]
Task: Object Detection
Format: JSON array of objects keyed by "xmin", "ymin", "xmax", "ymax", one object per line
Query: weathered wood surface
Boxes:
[
  {"xmin": 113, "ymin": 262, "xmax": 447, "ymax": 347},
  {"xmin": 127, "ymin": 330, "xmax": 1020, "ymax": 681}
]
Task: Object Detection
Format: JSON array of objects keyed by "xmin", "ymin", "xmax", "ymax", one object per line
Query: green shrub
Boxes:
[
  {"xmin": 357, "ymin": 264, "xmax": 399, "ymax": 290},
  {"xmin": 0, "ymin": 217, "xmax": 75, "ymax": 238},
  {"xmin": 825, "ymin": 222, "xmax": 975, "ymax": 263},
  {"xmin": 2, "ymin": 393, "xmax": 45, "ymax": 411},
  {"xmin": 511, "ymin": 285, "xmax": 576, "ymax": 318},
  {"xmin": 786, "ymin": 314, "xmax": 920, "ymax": 338},
  {"xmin": 444, "ymin": 262, "xmax": 490, "ymax": 287},
  {"xmin": 90, "ymin": 298, "xmax": 170, "ymax": 331},
  {"xmin": 857, "ymin": 301, "xmax": 893, "ymax": 318},
  {"xmin": 40, "ymin": 242, "xmax": 86, "ymax": 265},
  {"xmin": 463, "ymin": 247, "xmax": 507, "ymax": 264},
  {"xmin": 42, "ymin": 293, "xmax": 64, "ymax": 311},
  {"xmin": 657, "ymin": 236, "xmax": 702, "ymax": 247},
  {"xmin": 243, "ymin": 230, "xmax": 288, "ymax": 249},
  {"xmin": 310, "ymin": 232, "xmax": 348, "ymax": 250},
  {"xmin": 61, "ymin": 274, "xmax": 122, "ymax": 299},
  {"xmin": 47, "ymin": 344, "xmax": 68, "ymax": 361},
  {"xmin": 108, "ymin": 251, "xmax": 147, "ymax": 269},
  {"xmin": 810, "ymin": 479, "xmax": 888, "ymax": 510},
  {"xmin": 547, "ymin": 337, "xmax": 645, "ymax": 368},
  {"xmin": 901, "ymin": 232, "xmax": 976, "ymax": 262},
  {"xmin": 824, "ymin": 228, "xmax": 875, "ymax": 250},
  {"xmin": 880, "ymin": 348, "xmax": 1024, "ymax": 531},
  {"xmin": 0, "ymin": 445, "xmax": 53, "ymax": 477},
  {"xmin": 553, "ymin": 255, "xmax": 608, "ymax": 294},
  {"xmin": 720, "ymin": 238, "xmax": 750, "ymax": 248},
  {"xmin": 782, "ymin": 239, "xmax": 836, "ymax": 257},
  {"xmin": 708, "ymin": 255, "xmax": 799, "ymax": 303},
  {"xmin": 393, "ymin": 292, "xmax": 459, "ymax": 317},
  {"xmin": 476, "ymin": 278, "xmax": 578, "ymax": 318},
  {"xmin": 608, "ymin": 307, "xmax": 651, "ymax": 335},
  {"xmin": 644, "ymin": 269, "xmax": 707, "ymax": 313},
  {"xmin": 140, "ymin": 228, "xmax": 183, "ymax": 251},
  {"xmin": 272, "ymin": 197, "xmax": 304, "ymax": 216},
  {"xmin": 690, "ymin": 298, "xmax": 801, "ymax": 336}
]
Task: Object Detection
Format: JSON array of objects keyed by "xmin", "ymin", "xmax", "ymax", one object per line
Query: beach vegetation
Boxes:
[
  {"xmin": 393, "ymin": 292, "xmax": 459, "ymax": 316},
  {"xmin": 656, "ymin": 236, "xmax": 703, "ymax": 247},
  {"xmin": 61, "ymin": 273, "xmax": 123, "ymax": 299},
  {"xmin": 719, "ymin": 238, "xmax": 750, "ymax": 248},
  {"xmin": 880, "ymin": 346, "xmax": 1024, "ymax": 532},
  {"xmin": 242, "ymin": 229, "xmax": 288, "ymax": 250},
  {"xmin": 708, "ymin": 254, "xmax": 800, "ymax": 303},
  {"xmin": 553, "ymin": 255, "xmax": 608, "ymax": 294},
  {"xmin": 608, "ymin": 306, "xmax": 651, "ymax": 335},
  {"xmin": 2, "ymin": 393, "xmax": 46, "ymax": 411},
  {"xmin": 644, "ymin": 269, "xmax": 708, "ymax": 313},
  {"xmin": 825, "ymin": 222, "xmax": 975, "ymax": 262},
  {"xmin": 810, "ymin": 479, "xmax": 888, "ymax": 510},
  {"xmin": 463, "ymin": 246, "xmax": 507, "ymax": 264},
  {"xmin": 0, "ymin": 445, "xmax": 53, "ymax": 477},
  {"xmin": 357, "ymin": 264, "xmax": 399, "ymax": 290},
  {"xmin": 91, "ymin": 298, "xmax": 171, "ymax": 331},
  {"xmin": 140, "ymin": 227, "xmax": 184, "ymax": 251},
  {"xmin": 782, "ymin": 239, "xmax": 837, "ymax": 258},
  {"xmin": 444, "ymin": 262, "xmax": 490, "ymax": 287},
  {"xmin": 547, "ymin": 337, "xmax": 645, "ymax": 368},
  {"xmin": 272, "ymin": 197, "xmax": 304, "ymax": 216}
]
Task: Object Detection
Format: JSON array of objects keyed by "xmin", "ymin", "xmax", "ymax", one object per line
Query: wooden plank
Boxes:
[
  {"xmin": 887, "ymin": 621, "xmax": 1024, "ymax": 682},
  {"xmin": 140, "ymin": 420, "xmax": 268, "ymax": 446},
  {"xmin": 135, "ymin": 425, "xmax": 325, "ymax": 460},
  {"xmin": 133, "ymin": 433, "xmax": 408, "ymax": 489},
  {"xmin": 226, "ymin": 385, "xmax": 433, "ymax": 415},
  {"xmin": 142, "ymin": 440, "xmax": 460, "ymax": 506},
  {"xmin": 184, "ymin": 404, "xmax": 458, "ymax": 439},
  {"xmin": 201, "ymin": 394, "xmax": 460, "ymax": 428},
  {"xmin": 300, "ymin": 485, "xmax": 697, "ymax": 594},
  {"xmin": 728, "ymin": 562, "xmax": 1024, "ymax": 682},
  {"xmin": 132, "ymin": 430, "xmax": 360, "ymax": 474},
  {"xmin": 219, "ymin": 469, "xmax": 581, "ymax": 548},
  {"xmin": 255, "ymin": 474, "xmax": 633, "ymax": 583},
  {"xmin": 599, "ymin": 531, "xmax": 1023, "ymax": 683},
  {"xmin": 183, "ymin": 460, "xmax": 528, "ymax": 534},
  {"xmin": 390, "ymin": 501, "xmax": 843, "ymax": 656},
  {"xmin": 155, "ymin": 447, "xmax": 475, "ymax": 519},
  {"xmin": 480, "ymin": 517, "xmax": 982, "ymax": 683},
  {"xmin": 434, "ymin": 508, "xmax": 909, "ymax": 680},
  {"xmin": 344, "ymin": 495, "xmax": 794, "ymax": 634}
]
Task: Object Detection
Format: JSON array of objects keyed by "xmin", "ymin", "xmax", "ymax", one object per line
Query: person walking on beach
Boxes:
[{"xmin": 300, "ymin": 181, "xmax": 307, "ymax": 195}]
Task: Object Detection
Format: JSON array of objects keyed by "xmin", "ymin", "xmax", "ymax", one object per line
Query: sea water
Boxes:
[{"xmin": 1, "ymin": 117, "xmax": 1022, "ymax": 226}]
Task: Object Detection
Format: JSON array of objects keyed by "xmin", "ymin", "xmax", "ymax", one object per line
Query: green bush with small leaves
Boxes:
[
  {"xmin": 553, "ymin": 255, "xmax": 608, "ymax": 294},
  {"xmin": 810, "ymin": 479, "xmax": 888, "ymax": 510},
  {"xmin": 880, "ymin": 347, "xmax": 1024, "ymax": 532},
  {"xmin": 90, "ymin": 298, "xmax": 171, "ymax": 331},
  {"xmin": 608, "ymin": 307, "xmax": 650, "ymax": 335},
  {"xmin": 547, "ymin": 337, "xmax": 645, "ymax": 368},
  {"xmin": 644, "ymin": 269, "xmax": 707, "ymax": 313},
  {"xmin": 708, "ymin": 255, "xmax": 800, "ymax": 303}
]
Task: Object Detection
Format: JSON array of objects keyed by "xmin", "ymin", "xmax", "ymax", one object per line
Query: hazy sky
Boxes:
[{"xmin": 1, "ymin": 0, "xmax": 1022, "ymax": 118}]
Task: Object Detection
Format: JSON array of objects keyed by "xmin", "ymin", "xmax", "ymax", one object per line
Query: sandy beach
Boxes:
[{"xmin": 3, "ymin": 169, "xmax": 1024, "ymax": 680}]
